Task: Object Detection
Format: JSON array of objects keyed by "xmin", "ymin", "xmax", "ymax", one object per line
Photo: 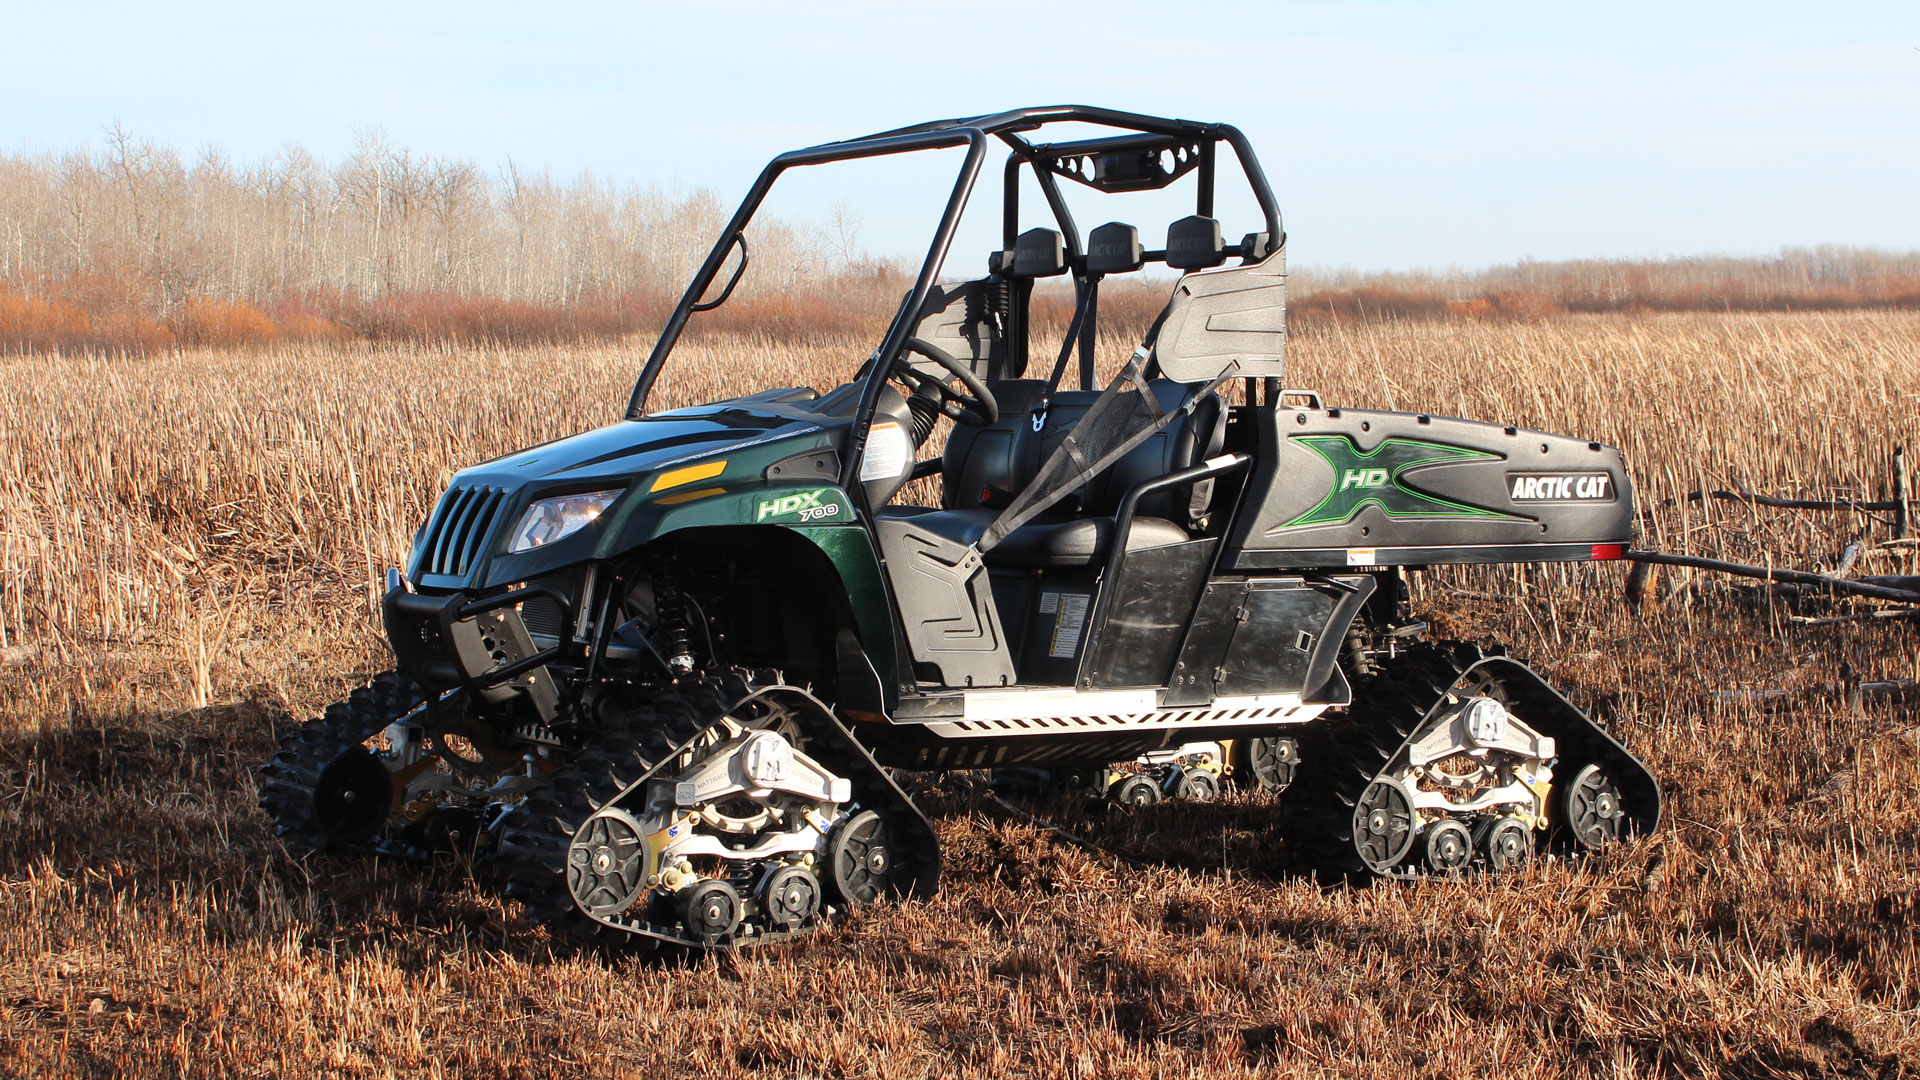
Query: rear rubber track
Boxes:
[{"xmin": 1284, "ymin": 640, "xmax": 1494, "ymax": 880}]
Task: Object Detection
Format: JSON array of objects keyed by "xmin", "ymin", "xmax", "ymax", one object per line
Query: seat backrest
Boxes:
[
  {"xmin": 941, "ymin": 379, "xmax": 1047, "ymax": 510},
  {"xmin": 942, "ymin": 377, "xmax": 1222, "ymax": 525}
]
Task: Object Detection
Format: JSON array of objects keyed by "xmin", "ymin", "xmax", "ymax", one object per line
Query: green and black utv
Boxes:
[{"xmin": 261, "ymin": 106, "xmax": 1658, "ymax": 948}]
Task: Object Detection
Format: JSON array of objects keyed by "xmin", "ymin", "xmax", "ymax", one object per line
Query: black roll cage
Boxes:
[{"xmin": 623, "ymin": 105, "xmax": 1285, "ymax": 494}]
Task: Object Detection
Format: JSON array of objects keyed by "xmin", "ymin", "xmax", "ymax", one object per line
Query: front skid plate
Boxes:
[{"xmin": 567, "ymin": 685, "xmax": 938, "ymax": 949}]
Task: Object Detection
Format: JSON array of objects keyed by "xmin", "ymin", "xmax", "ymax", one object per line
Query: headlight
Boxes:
[{"xmin": 505, "ymin": 488, "xmax": 623, "ymax": 553}]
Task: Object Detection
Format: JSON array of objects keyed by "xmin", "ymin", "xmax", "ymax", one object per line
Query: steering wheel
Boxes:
[{"xmin": 889, "ymin": 337, "xmax": 999, "ymax": 428}]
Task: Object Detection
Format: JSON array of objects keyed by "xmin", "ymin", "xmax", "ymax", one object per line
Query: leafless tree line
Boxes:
[{"xmin": 0, "ymin": 126, "xmax": 857, "ymax": 315}]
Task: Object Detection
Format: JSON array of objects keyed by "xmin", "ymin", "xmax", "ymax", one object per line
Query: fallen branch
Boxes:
[
  {"xmin": 1713, "ymin": 679, "xmax": 1919, "ymax": 708},
  {"xmin": 1641, "ymin": 489, "xmax": 1902, "ymax": 518},
  {"xmin": 1625, "ymin": 550, "xmax": 1920, "ymax": 604},
  {"xmin": 1788, "ymin": 608, "xmax": 1920, "ymax": 627}
]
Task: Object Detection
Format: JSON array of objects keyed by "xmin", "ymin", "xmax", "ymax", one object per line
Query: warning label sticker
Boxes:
[{"xmin": 1040, "ymin": 591, "xmax": 1091, "ymax": 659}]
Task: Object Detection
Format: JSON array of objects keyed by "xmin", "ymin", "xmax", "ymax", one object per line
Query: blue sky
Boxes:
[{"xmin": 5, "ymin": 1, "xmax": 1916, "ymax": 271}]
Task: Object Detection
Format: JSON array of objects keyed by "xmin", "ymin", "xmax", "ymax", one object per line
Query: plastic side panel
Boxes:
[
  {"xmin": 1082, "ymin": 538, "xmax": 1216, "ymax": 688},
  {"xmin": 1162, "ymin": 575, "xmax": 1371, "ymax": 705},
  {"xmin": 871, "ymin": 518, "xmax": 1018, "ymax": 689},
  {"xmin": 1223, "ymin": 407, "xmax": 1633, "ymax": 568}
]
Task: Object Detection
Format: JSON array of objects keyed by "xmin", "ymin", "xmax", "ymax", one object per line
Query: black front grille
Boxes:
[{"xmin": 418, "ymin": 486, "xmax": 508, "ymax": 578}]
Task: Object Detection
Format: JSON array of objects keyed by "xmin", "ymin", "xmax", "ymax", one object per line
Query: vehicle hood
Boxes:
[{"xmin": 457, "ymin": 404, "xmax": 831, "ymax": 488}]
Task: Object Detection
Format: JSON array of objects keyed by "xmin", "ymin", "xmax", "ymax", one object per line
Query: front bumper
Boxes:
[{"xmin": 382, "ymin": 575, "xmax": 571, "ymax": 716}]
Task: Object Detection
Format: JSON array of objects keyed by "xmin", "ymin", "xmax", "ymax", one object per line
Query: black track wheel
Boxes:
[
  {"xmin": 759, "ymin": 866, "xmax": 823, "ymax": 930},
  {"xmin": 828, "ymin": 809, "xmax": 907, "ymax": 908},
  {"xmin": 1182, "ymin": 767, "xmax": 1221, "ymax": 802},
  {"xmin": 681, "ymin": 879, "xmax": 744, "ymax": 942},
  {"xmin": 1108, "ymin": 774, "xmax": 1162, "ymax": 808},
  {"xmin": 1423, "ymin": 818, "xmax": 1474, "ymax": 874},
  {"xmin": 1561, "ymin": 764, "xmax": 1627, "ymax": 851},
  {"xmin": 1351, "ymin": 778, "xmax": 1417, "ymax": 873},
  {"xmin": 259, "ymin": 671, "xmax": 424, "ymax": 853},
  {"xmin": 493, "ymin": 675, "xmax": 746, "ymax": 941},
  {"xmin": 1483, "ymin": 817, "xmax": 1534, "ymax": 872},
  {"xmin": 1230, "ymin": 735, "xmax": 1300, "ymax": 793}
]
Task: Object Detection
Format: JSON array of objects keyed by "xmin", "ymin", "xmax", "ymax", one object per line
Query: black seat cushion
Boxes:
[{"xmin": 876, "ymin": 507, "xmax": 1189, "ymax": 568}]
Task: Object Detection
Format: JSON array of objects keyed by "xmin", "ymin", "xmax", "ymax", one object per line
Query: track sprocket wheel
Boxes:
[
  {"xmin": 828, "ymin": 809, "xmax": 903, "ymax": 908},
  {"xmin": 1352, "ymin": 778, "xmax": 1417, "ymax": 873},
  {"xmin": 259, "ymin": 671, "xmax": 425, "ymax": 853},
  {"xmin": 567, "ymin": 808, "xmax": 649, "ymax": 918},
  {"xmin": 1231, "ymin": 735, "xmax": 1301, "ymax": 793}
]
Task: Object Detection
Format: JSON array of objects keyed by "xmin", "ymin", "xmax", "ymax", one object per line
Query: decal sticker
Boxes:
[
  {"xmin": 754, "ymin": 488, "xmax": 846, "ymax": 523},
  {"xmin": 860, "ymin": 421, "xmax": 912, "ymax": 482},
  {"xmin": 1507, "ymin": 472, "xmax": 1615, "ymax": 502},
  {"xmin": 1039, "ymin": 591, "xmax": 1091, "ymax": 659},
  {"xmin": 1280, "ymin": 435, "xmax": 1519, "ymax": 529},
  {"xmin": 1346, "ymin": 547, "xmax": 1377, "ymax": 566}
]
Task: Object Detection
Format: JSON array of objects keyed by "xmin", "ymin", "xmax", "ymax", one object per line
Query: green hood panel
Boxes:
[{"xmin": 406, "ymin": 398, "xmax": 849, "ymax": 589}]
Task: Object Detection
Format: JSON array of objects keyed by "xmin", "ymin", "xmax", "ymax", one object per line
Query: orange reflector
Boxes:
[
  {"xmin": 1591, "ymin": 544, "xmax": 1625, "ymax": 560},
  {"xmin": 650, "ymin": 460, "xmax": 726, "ymax": 492}
]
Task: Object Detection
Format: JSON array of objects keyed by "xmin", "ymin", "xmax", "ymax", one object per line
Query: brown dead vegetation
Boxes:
[{"xmin": 1, "ymin": 312, "xmax": 1917, "ymax": 1077}]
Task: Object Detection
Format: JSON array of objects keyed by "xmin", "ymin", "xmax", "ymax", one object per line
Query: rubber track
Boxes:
[
  {"xmin": 1285, "ymin": 639, "xmax": 1660, "ymax": 880},
  {"xmin": 491, "ymin": 675, "xmax": 747, "ymax": 943},
  {"xmin": 258, "ymin": 671, "xmax": 425, "ymax": 853},
  {"xmin": 573, "ymin": 683, "xmax": 940, "ymax": 948},
  {"xmin": 1284, "ymin": 640, "xmax": 1484, "ymax": 880}
]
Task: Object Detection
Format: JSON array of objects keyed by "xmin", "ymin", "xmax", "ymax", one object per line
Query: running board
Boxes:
[{"xmin": 911, "ymin": 686, "xmax": 1328, "ymax": 738}]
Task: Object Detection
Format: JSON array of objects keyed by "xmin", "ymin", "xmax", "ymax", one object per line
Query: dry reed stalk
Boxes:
[{"xmin": 0, "ymin": 311, "xmax": 1915, "ymax": 1078}]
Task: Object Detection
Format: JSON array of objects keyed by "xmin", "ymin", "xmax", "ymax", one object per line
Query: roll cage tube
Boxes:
[{"xmin": 623, "ymin": 106, "xmax": 1287, "ymax": 490}]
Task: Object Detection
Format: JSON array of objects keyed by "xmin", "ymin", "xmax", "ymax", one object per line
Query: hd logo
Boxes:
[
  {"xmin": 1508, "ymin": 472, "xmax": 1614, "ymax": 502},
  {"xmin": 1339, "ymin": 468, "xmax": 1389, "ymax": 491}
]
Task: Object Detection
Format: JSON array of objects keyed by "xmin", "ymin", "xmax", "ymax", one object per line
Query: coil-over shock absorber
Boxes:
[{"xmin": 654, "ymin": 580, "xmax": 698, "ymax": 675}]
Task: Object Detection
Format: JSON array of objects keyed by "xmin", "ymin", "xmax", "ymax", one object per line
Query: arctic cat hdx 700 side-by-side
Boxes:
[{"xmin": 261, "ymin": 106, "xmax": 1659, "ymax": 948}]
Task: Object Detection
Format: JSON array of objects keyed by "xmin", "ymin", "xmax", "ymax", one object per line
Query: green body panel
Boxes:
[
  {"xmin": 403, "ymin": 398, "xmax": 898, "ymax": 695},
  {"xmin": 796, "ymin": 525, "xmax": 897, "ymax": 703}
]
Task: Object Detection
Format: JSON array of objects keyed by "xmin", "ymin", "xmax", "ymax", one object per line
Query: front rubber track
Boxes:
[
  {"xmin": 259, "ymin": 671, "xmax": 425, "ymax": 854},
  {"xmin": 491, "ymin": 676, "xmax": 745, "ymax": 944}
]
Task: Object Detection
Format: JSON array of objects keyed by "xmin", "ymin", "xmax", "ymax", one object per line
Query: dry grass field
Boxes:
[{"xmin": 2, "ymin": 311, "xmax": 1918, "ymax": 1078}]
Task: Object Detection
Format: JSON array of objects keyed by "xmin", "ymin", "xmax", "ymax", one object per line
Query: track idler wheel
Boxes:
[
  {"xmin": 829, "ymin": 810, "xmax": 908, "ymax": 908},
  {"xmin": 1483, "ymin": 817, "xmax": 1534, "ymax": 872},
  {"xmin": 1562, "ymin": 764, "xmax": 1627, "ymax": 850},
  {"xmin": 1108, "ymin": 774, "xmax": 1161, "ymax": 808},
  {"xmin": 681, "ymin": 880, "xmax": 743, "ymax": 942},
  {"xmin": 1352, "ymin": 778, "xmax": 1417, "ymax": 873},
  {"xmin": 760, "ymin": 866, "xmax": 823, "ymax": 931},
  {"xmin": 1423, "ymin": 818, "xmax": 1474, "ymax": 874},
  {"xmin": 1180, "ymin": 767, "xmax": 1221, "ymax": 802},
  {"xmin": 311, "ymin": 748, "xmax": 394, "ymax": 844}
]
